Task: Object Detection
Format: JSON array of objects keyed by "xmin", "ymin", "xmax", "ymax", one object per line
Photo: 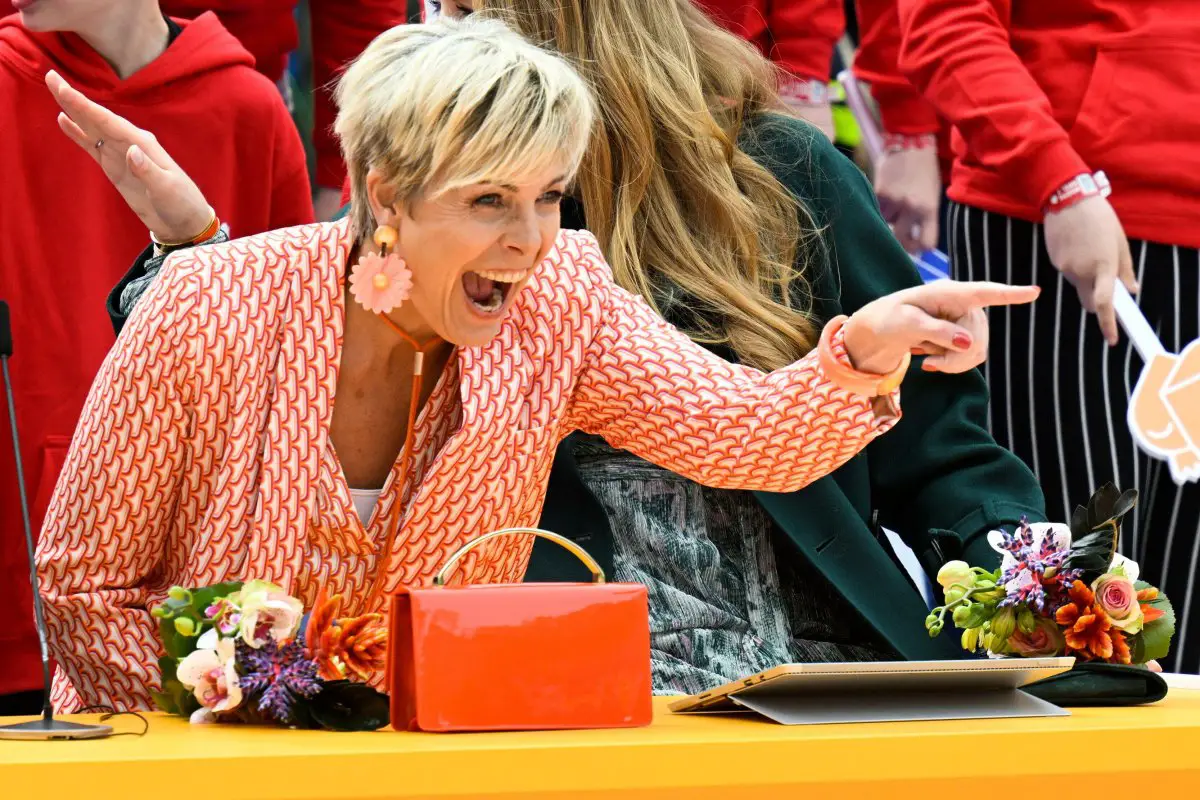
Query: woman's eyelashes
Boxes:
[
  {"xmin": 472, "ymin": 192, "xmax": 504, "ymax": 208},
  {"xmin": 470, "ymin": 190, "xmax": 565, "ymax": 210}
]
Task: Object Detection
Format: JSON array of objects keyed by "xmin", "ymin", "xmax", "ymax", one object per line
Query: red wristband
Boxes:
[
  {"xmin": 1043, "ymin": 171, "xmax": 1111, "ymax": 215},
  {"xmin": 883, "ymin": 133, "xmax": 937, "ymax": 152},
  {"xmin": 779, "ymin": 76, "xmax": 830, "ymax": 106}
]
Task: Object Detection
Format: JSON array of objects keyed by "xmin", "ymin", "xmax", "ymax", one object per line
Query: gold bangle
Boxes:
[{"xmin": 150, "ymin": 208, "xmax": 219, "ymax": 249}]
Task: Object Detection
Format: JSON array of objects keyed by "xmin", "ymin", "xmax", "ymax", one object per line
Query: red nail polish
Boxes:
[{"xmin": 953, "ymin": 333, "xmax": 972, "ymax": 350}]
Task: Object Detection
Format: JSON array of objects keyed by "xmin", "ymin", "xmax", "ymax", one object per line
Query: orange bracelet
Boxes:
[
  {"xmin": 151, "ymin": 208, "xmax": 220, "ymax": 250},
  {"xmin": 817, "ymin": 315, "xmax": 911, "ymax": 397}
]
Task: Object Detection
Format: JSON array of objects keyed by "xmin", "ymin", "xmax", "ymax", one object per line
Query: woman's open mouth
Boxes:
[{"xmin": 462, "ymin": 269, "xmax": 531, "ymax": 316}]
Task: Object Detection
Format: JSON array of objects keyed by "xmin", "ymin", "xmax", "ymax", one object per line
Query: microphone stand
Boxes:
[{"xmin": 0, "ymin": 301, "xmax": 111, "ymax": 740}]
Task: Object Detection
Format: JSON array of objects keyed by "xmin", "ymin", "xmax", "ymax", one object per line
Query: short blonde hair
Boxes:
[{"xmin": 335, "ymin": 17, "xmax": 595, "ymax": 242}]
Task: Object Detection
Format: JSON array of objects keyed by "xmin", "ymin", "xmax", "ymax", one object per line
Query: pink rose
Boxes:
[
  {"xmin": 1092, "ymin": 573, "xmax": 1144, "ymax": 633},
  {"xmin": 1007, "ymin": 617, "xmax": 1066, "ymax": 657}
]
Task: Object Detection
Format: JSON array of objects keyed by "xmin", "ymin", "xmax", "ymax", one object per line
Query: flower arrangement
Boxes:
[
  {"xmin": 925, "ymin": 484, "xmax": 1175, "ymax": 665},
  {"xmin": 151, "ymin": 580, "xmax": 390, "ymax": 731}
]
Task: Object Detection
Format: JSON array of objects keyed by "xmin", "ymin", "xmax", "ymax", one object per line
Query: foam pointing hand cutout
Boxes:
[{"xmin": 1119, "ymin": 285, "xmax": 1200, "ymax": 484}]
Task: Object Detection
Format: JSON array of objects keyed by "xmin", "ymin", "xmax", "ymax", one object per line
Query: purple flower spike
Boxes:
[
  {"xmin": 994, "ymin": 518, "xmax": 1079, "ymax": 614},
  {"xmin": 236, "ymin": 639, "xmax": 322, "ymax": 723}
]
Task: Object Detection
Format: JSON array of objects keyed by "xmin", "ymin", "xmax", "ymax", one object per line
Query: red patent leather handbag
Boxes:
[{"xmin": 388, "ymin": 528, "xmax": 653, "ymax": 732}]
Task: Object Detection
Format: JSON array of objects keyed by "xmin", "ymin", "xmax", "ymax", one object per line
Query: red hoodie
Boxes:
[
  {"xmin": 158, "ymin": 1, "xmax": 406, "ymax": 191},
  {"xmin": 693, "ymin": 0, "xmax": 844, "ymax": 82},
  {"xmin": 853, "ymin": 0, "xmax": 939, "ymax": 136},
  {"xmin": 164, "ymin": 0, "xmax": 408, "ymax": 191},
  {"xmin": 0, "ymin": 12, "xmax": 312, "ymax": 697},
  {"xmin": 852, "ymin": 0, "xmax": 952, "ymax": 181},
  {"xmin": 898, "ymin": 0, "xmax": 1200, "ymax": 247},
  {"xmin": 3, "ymin": 2, "xmax": 407, "ymax": 192}
]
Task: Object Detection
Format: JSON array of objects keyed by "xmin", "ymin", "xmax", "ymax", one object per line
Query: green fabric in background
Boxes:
[{"xmin": 291, "ymin": 0, "xmax": 317, "ymax": 191}]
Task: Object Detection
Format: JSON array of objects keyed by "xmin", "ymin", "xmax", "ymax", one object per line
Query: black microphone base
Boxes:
[{"xmin": 0, "ymin": 717, "xmax": 113, "ymax": 740}]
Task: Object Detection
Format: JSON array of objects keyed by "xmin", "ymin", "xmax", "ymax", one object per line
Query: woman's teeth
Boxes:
[
  {"xmin": 473, "ymin": 269, "xmax": 532, "ymax": 283},
  {"xmin": 463, "ymin": 268, "xmax": 531, "ymax": 314},
  {"xmin": 472, "ymin": 286, "xmax": 504, "ymax": 312}
]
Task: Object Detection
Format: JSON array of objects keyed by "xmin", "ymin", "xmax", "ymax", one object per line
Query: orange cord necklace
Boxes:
[{"xmin": 360, "ymin": 312, "xmax": 443, "ymax": 613}]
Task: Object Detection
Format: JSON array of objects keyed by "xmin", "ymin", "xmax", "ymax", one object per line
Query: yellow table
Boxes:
[{"xmin": 4, "ymin": 694, "xmax": 1200, "ymax": 799}]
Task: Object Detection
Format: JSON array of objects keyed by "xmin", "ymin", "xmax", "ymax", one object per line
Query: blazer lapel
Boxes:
[
  {"xmin": 754, "ymin": 485, "xmax": 965, "ymax": 660},
  {"xmin": 374, "ymin": 320, "xmax": 537, "ymax": 596},
  {"xmin": 246, "ymin": 221, "xmax": 349, "ymax": 591}
]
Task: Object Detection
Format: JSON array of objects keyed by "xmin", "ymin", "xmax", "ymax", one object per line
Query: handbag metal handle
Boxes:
[{"xmin": 433, "ymin": 527, "xmax": 606, "ymax": 586}]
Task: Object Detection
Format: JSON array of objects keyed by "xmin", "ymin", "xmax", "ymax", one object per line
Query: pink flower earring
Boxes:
[{"xmin": 348, "ymin": 224, "xmax": 414, "ymax": 314}]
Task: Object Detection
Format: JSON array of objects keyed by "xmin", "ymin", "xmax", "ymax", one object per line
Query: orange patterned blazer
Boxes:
[{"xmin": 37, "ymin": 219, "xmax": 899, "ymax": 711}]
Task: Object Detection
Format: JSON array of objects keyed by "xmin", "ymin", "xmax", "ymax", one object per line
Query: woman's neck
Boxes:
[
  {"xmin": 76, "ymin": 2, "xmax": 169, "ymax": 80},
  {"xmin": 341, "ymin": 244, "xmax": 447, "ymax": 368}
]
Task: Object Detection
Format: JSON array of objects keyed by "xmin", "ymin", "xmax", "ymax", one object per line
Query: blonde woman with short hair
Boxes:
[{"xmin": 40, "ymin": 17, "xmax": 1034, "ymax": 712}]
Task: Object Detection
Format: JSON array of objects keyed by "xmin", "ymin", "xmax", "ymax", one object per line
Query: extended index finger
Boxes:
[
  {"xmin": 956, "ymin": 281, "xmax": 1042, "ymax": 308},
  {"xmin": 900, "ymin": 280, "xmax": 1041, "ymax": 312}
]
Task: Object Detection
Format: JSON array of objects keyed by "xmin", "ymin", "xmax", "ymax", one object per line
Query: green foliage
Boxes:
[
  {"xmin": 1065, "ymin": 483, "xmax": 1138, "ymax": 584},
  {"xmin": 150, "ymin": 581, "xmax": 245, "ymax": 716},
  {"xmin": 1131, "ymin": 582, "xmax": 1176, "ymax": 664}
]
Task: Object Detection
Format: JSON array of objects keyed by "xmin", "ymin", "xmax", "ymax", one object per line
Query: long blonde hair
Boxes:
[{"xmin": 476, "ymin": 0, "xmax": 823, "ymax": 370}]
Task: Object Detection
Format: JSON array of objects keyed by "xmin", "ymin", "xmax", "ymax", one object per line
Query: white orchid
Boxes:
[
  {"xmin": 1108, "ymin": 552, "xmax": 1141, "ymax": 583},
  {"xmin": 235, "ymin": 579, "xmax": 304, "ymax": 648},
  {"xmin": 176, "ymin": 634, "xmax": 242, "ymax": 714}
]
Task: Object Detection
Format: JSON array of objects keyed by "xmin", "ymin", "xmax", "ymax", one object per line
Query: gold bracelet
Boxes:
[{"xmin": 150, "ymin": 208, "xmax": 219, "ymax": 249}]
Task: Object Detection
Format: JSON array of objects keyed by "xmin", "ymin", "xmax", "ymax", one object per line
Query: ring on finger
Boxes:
[{"xmin": 95, "ymin": 139, "xmax": 104, "ymax": 149}]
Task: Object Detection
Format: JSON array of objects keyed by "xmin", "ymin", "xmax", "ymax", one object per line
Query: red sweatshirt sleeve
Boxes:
[
  {"xmin": 309, "ymin": 0, "xmax": 407, "ymax": 190},
  {"xmin": 769, "ymin": 0, "xmax": 845, "ymax": 81},
  {"xmin": 897, "ymin": 0, "xmax": 1089, "ymax": 207},
  {"xmin": 853, "ymin": 0, "xmax": 939, "ymax": 134},
  {"xmin": 269, "ymin": 102, "xmax": 316, "ymax": 228}
]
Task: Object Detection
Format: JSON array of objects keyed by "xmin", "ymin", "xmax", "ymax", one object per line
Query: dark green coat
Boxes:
[{"xmin": 527, "ymin": 115, "xmax": 1046, "ymax": 661}]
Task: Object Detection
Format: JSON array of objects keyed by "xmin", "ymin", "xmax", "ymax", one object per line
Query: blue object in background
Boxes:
[{"xmin": 914, "ymin": 248, "xmax": 950, "ymax": 283}]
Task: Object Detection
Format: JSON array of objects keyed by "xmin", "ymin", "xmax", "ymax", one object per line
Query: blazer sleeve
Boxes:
[
  {"xmin": 896, "ymin": 0, "xmax": 1090, "ymax": 207},
  {"xmin": 266, "ymin": 100, "xmax": 316, "ymax": 230},
  {"xmin": 853, "ymin": 0, "xmax": 940, "ymax": 134},
  {"xmin": 564, "ymin": 239, "xmax": 900, "ymax": 493},
  {"xmin": 38, "ymin": 259, "xmax": 200, "ymax": 712},
  {"xmin": 778, "ymin": 114, "xmax": 1047, "ymax": 567}
]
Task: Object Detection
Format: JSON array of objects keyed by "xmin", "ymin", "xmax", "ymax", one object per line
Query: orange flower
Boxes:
[
  {"xmin": 304, "ymin": 586, "xmax": 389, "ymax": 681},
  {"xmin": 1055, "ymin": 580, "xmax": 1132, "ymax": 664},
  {"xmin": 1138, "ymin": 587, "xmax": 1167, "ymax": 625},
  {"xmin": 1111, "ymin": 629, "xmax": 1131, "ymax": 664}
]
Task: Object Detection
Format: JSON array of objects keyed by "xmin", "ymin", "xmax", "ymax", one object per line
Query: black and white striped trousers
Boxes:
[{"xmin": 948, "ymin": 201, "xmax": 1200, "ymax": 674}]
